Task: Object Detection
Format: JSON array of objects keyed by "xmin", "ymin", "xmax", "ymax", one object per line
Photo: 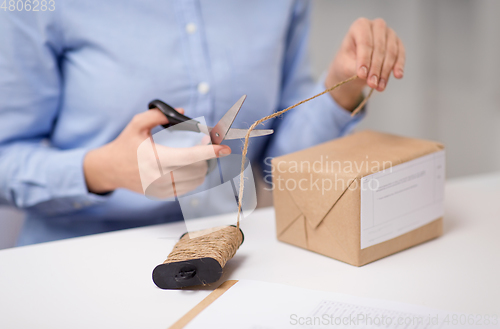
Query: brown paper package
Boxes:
[{"xmin": 272, "ymin": 130, "xmax": 444, "ymax": 266}]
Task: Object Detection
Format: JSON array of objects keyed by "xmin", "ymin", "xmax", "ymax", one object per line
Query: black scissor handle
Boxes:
[
  {"xmin": 148, "ymin": 99, "xmax": 217, "ymax": 175},
  {"xmin": 148, "ymin": 99, "xmax": 200, "ymax": 132}
]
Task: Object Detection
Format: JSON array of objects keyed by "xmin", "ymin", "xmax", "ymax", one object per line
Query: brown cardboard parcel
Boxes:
[{"xmin": 272, "ymin": 130, "xmax": 444, "ymax": 266}]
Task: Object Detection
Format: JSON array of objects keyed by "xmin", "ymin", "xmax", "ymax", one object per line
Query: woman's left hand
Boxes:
[{"xmin": 326, "ymin": 18, "xmax": 406, "ymax": 111}]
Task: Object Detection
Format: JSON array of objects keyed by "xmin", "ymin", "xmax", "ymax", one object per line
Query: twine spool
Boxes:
[
  {"xmin": 152, "ymin": 75, "xmax": 371, "ymax": 290},
  {"xmin": 153, "ymin": 226, "xmax": 244, "ymax": 289}
]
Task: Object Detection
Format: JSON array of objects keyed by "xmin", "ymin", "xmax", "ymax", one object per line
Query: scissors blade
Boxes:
[
  {"xmin": 224, "ymin": 128, "xmax": 274, "ymax": 140},
  {"xmin": 210, "ymin": 95, "xmax": 246, "ymax": 144}
]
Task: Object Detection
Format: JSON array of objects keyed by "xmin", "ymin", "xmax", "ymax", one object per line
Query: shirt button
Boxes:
[
  {"xmin": 186, "ymin": 23, "xmax": 197, "ymax": 34},
  {"xmin": 197, "ymin": 82, "xmax": 210, "ymax": 94},
  {"xmin": 190, "ymin": 198, "xmax": 200, "ymax": 207},
  {"xmin": 73, "ymin": 202, "xmax": 82, "ymax": 209}
]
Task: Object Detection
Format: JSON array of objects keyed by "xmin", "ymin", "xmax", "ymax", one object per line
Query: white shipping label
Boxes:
[{"xmin": 360, "ymin": 150, "xmax": 445, "ymax": 249}]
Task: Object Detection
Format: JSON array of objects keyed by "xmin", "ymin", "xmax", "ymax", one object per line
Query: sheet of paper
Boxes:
[
  {"xmin": 183, "ymin": 280, "xmax": 497, "ymax": 329},
  {"xmin": 360, "ymin": 150, "xmax": 445, "ymax": 249}
]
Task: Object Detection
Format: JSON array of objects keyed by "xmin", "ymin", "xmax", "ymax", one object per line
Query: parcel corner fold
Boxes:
[{"xmin": 272, "ymin": 130, "xmax": 445, "ymax": 266}]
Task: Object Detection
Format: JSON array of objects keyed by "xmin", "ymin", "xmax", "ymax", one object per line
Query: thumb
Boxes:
[
  {"xmin": 133, "ymin": 108, "xmax": 186, "ymax": 133},
  {"xmin": 131, "ymin": 109, "xmax": 169, "ymax": 133}
]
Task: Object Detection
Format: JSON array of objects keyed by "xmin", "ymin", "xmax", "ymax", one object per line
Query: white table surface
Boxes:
[{"xmin": 1, "ymin": 173, "xmax": 499, "ymax": 329}]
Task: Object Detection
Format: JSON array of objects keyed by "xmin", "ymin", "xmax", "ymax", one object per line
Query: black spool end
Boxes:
[
  {"xmin": 152, "ymin": 257, "xmax": 223, "ymax": 289},
  {"xmin": 229, "ymin": 225, "xmax": 245, "ymax": 245},
  {"xmin": 153, "ymin": 227, "xmax": 244, "ymax": 289}
]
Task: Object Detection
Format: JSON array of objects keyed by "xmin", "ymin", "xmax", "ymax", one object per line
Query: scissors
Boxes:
[{"xmin": 148, "ymin": 95, "xmax": 273, "ymax": 144}]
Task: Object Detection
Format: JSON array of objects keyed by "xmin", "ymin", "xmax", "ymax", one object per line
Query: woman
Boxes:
[{"xmin": 0, "ymin": 0, "xmax": 404, "ymax": 245}]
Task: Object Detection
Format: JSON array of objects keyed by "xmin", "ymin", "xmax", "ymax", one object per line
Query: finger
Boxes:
[
  {"xmin": 176, "ymin": 108, "xmax": 185, "ymax": 115},
  {"xmin": 130, "ymin": 109, "xmax": 169, "ymax": 133},
  {"xmin": 378, "ymin": 28, "xmax": 398, "ymax": 91},
  {"xmin": 188, "ymin": 144, "xmax": 231, "ymax": 159},
  {"xmin": 144, "ymin": 175, "xmax": 176, "ymax": 199},
  {"xmin": 394, "ymin": 38, "xmax": 406, "ymax": 79},
  {"xmin": 213, "ymin": 145, "xmax": 231, "ymax": 157},
  {"xmin": 144, "ymin": 174, "xmax": 205, "ymax": 199},
  {"xmin": 367, "ymin": 18, "xmax": 387, "ymax": 89},
  {"xmin": 352, "ymin": 18, "xmax": 374, "ymax": 80},
  {"xmin": 170, "ymin": 161, "xmax": 208, "ymax": 181},
  {"xmin": 174, "ymin": 176, "xmax": 206, "ymax": 197},
  {"xmin": 158, "ymin": 144, "xmax": 232, "ymax": 167},
  {"xmin": 200, "ymin": 135, "xmax": 211, "ymax": 145}
]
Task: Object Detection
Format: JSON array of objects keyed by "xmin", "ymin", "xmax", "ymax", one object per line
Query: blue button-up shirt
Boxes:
[{"xmin": 0, "ymin": 0, "xmax": 363, "ymax": 245}]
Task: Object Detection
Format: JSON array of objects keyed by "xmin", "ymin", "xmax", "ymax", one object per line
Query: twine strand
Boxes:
[
  {"xmin": 236, "ymin": 75, "xmax": 373, "ymax": 227},
  {"xmin": 351, "ymin": 87, "xmax": 374, "ymax": 116}
]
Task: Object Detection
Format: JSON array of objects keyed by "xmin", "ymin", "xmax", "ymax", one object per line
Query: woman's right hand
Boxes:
[{"xmin": 83, "ymin": 108, "xmax": 231, "ymax": 197}]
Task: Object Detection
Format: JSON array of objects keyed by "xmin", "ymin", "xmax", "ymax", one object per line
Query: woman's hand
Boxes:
[
  {"xmin": 83, "ymin": 108, "xmax": 231, "ymax": 196},
  {"xmin": 326, "ymin": 18, "xmax": 406, "ymax": 111}
]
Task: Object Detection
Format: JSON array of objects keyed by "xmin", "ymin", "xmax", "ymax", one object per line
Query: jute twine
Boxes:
[
  {"xmin": 236, "ymin": 75, "xmax": 373, "ymax": 226},
  {"xmin": 164, "ymin": 226, "xmax": 243, "ymax": 267}
]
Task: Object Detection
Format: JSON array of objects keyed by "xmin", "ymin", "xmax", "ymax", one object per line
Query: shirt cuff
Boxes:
[
  {"xmin": 30, "ymin": 148, "xmax": 111, "ymax": 215},
  {"xmin": 315, "ymin": 72, "xmax": 366, "ymax": 134}
]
